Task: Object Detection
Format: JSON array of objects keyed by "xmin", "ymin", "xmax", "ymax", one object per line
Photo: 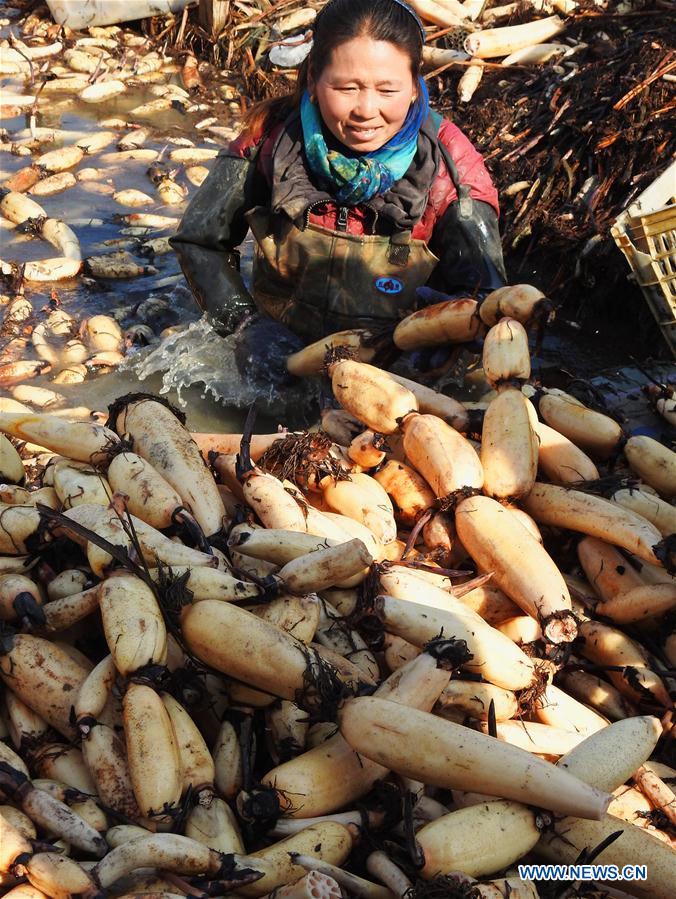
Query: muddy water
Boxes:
[
  {"xmin": 1, "ymin": 39, "xmax": 672, "ymax": 436},
  {"xmin": 0, "ymin": 69, "xmax": 265, "ymax": 431},
  {"xmin": 2, "ymin": 90, "xmax": 196, "ymax": 278}
]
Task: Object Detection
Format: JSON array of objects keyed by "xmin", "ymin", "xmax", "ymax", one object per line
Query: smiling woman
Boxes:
[
  {"xmin": 311, "ymin": 38, "xmax": 417, "ymax": 153},
  {"xmin": 171, "ymin": 0, "xmax": 506, "ymax": 373}
]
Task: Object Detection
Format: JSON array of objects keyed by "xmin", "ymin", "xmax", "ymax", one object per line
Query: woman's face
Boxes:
[{"xmin": 310, "ymin": 36, "xmax": 417, "ymax": 153}]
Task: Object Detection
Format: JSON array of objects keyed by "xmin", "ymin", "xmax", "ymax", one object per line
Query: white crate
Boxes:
[{"xmin": 612, "ymin": 161, "xmax": 676, "ymax": 358}]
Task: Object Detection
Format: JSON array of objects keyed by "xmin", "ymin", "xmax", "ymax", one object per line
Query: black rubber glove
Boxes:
[
  {"xmin": 233, "ymin": 315, "xmax": 304, "ymax": 389},
  {"xmin": 402, "ymin": 346, "xmax": 450, "ymax": 374},
  {"xmin": 427, "ymin": 199, "xmax": 508, "ymax": 296},
  {"xmin": 170, "ymin": 152, "xmax": 264, "ymax": 336},
  {"xmin": 173, "ymin": 244, "xmax": 258, "ymax": 337},
  {"xmin": 415, "ymin": 285, "xmax": 471, "ymax": 306}
]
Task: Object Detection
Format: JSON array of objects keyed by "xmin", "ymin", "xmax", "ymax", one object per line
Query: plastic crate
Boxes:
[{"xmin": 612, "ymin": 161, "xmax": 676, "ymax": 358}]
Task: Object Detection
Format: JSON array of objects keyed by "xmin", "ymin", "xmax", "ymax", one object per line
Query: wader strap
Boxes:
[
  {"xmin": 437, "ymin": 140, "xmax": 473, "ymax": 221},
  {"xmin": 388, "ymin": 229, "xmax": 413, "ymax": 266}
]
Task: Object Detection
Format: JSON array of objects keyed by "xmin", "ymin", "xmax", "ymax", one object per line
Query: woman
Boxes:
[{"xmin": 172, "ymin": 0, "xmax": 505, "ymax": 368}]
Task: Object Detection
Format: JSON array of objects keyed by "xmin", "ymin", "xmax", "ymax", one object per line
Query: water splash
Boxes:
[
  {"xmin": 127, "ymin": 318, "xmax": 257, "ymax": 404},
  {"xmin": 126, "ymin": 315, "xmax": 321, "ymax": 423}
]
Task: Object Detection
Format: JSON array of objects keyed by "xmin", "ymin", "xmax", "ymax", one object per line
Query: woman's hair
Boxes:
[{"xmin": 242, "ymin": 0, "xmax": 424, "ymax": 140}]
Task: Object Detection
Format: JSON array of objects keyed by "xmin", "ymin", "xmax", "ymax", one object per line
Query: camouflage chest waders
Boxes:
[{"xmin": 246, "ymin": 206, "xmax": 439, "ymax": 344}]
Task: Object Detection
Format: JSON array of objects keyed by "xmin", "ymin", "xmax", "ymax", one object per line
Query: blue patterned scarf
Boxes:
[{"xmin": 300, "ymin": 77, "xmax": 430, "ymax": 205}]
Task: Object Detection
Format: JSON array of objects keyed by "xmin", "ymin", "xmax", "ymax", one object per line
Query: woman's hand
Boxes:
[
  {"xmin": 234, "ymin": 315, "xmax": 304, "ymax": 387},
  {"xmin": 416, "ymin": 285, "xmax": 451, "ymax": 306},
  {"xmin": 416, "ymin": 286, "xmax": 483, "ymax": 306}
]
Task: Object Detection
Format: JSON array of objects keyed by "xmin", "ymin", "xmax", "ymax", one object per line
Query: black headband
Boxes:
[{"xmin": 315, "ymin": 0, "xmax": 427, "ymax": 45}]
